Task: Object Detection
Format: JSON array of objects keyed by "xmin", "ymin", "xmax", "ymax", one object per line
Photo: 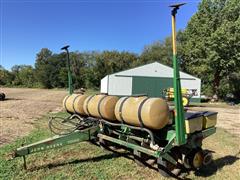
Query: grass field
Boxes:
[{"xmin": 0, "ymin": 112, "xmax": 239, "ymax": 180}]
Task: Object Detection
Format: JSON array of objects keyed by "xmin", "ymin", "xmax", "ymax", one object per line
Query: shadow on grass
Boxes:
[
  {"xmin": 194, "ymin": 153, "xmax": 240, "ymax": 177},
  {"xmin": 28, "ymin": 150, "xmax": 187, "ymax": 180},
  {"xmin": 28, "ymin": 151, "xmax": 132, "ymax": 172},
  {"xmin": 27, "ymin": 145, "xmax": 239, "ymax": 180}
]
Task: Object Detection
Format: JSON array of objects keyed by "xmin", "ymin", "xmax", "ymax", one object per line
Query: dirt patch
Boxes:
[
  {"xmin": 188, "ymin": 106, "xmax": 240, "ymax": 137},
  {"xmin": 0, "ymin": 88, "xmax": 67, "ymax": 146}
]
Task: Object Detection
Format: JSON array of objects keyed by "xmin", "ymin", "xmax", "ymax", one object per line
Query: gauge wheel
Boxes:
[
  {"xmin": 189, "ymin": 149, "xmax": 204, "ymax": 169},
  {"xmin": 182, "ymin": 96, "xmax": 189, "ymax": 107},
  {"xmin": 183, "ymin": 148, "xmax": 204, "ymax": 169}
]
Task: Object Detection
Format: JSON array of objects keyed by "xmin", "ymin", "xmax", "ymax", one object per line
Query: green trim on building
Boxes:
[{"xmin": 190, "ymin": 98, "xmax": 201, "ymax": 103}]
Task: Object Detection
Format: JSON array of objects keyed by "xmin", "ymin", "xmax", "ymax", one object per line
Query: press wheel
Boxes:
[{"xmin": 189, "ymin": 149, "xmax": 204, "ymax": 169}]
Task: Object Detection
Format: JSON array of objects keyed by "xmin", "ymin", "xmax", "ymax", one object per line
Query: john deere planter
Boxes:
[{"xmin": 11, "ymin": 4, "xmax": 218, "ymax": 178}]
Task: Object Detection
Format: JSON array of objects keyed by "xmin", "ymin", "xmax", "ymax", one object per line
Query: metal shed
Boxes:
[{"xmin": 100, "ymin": 62, "xmax": 201, "ymax": 102}]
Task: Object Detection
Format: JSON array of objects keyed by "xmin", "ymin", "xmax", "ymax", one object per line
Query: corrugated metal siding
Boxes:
[
  {"xmin": 108, "ymin": 75, "xmax": 132, "ymax": 96},
  {"xmin": 100, "ymin": 75, "xmax": 108, "ymax": 93},
  {"xmin": 190, "ymin": 98, "xmax": 201, "ymax": 103},
  {"xmin": 132, "ymin": 77, "xmax": 201, "ymax": 102},
  {"xmin": 132, "ymin": 77, "xmax": 173, "ymax": 97}
]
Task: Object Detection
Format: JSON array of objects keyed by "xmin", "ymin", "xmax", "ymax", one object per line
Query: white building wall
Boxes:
[
  {"xmin": 181, "ymin": 79, "xmax": 201, "ymax": 98},
  {"xmin": 100, "ymin": 75, "xmax": 109, "ymax": 94},
  {"xmin": 108, "ymin": 75, "xmax": 132, "ymax": 96}
]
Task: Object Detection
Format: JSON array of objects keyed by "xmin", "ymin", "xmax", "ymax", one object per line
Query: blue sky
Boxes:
[{"xmin": 0, "ymin": 0, "xmax": 200, "ymax": 70}]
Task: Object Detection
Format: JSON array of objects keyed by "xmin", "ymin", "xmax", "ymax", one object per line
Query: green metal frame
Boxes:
[
  {"xmin": 61, "ymin": 45, "xmax": 73, "ymax": 95},
  {"xmin": 98, "ymin": 133, "xmax": 177, "ymax": 165},
  {"xmin": 171, "ymin": 4, "xmax": 186, "ymax": 145},
  {"xmin": 13, "ymin": 126, "xmax": 98, "ymax": 158},
  {"xmin": 97, "ymin": 126, "xmax": 216, "ymax": 166},
  {"xmin": 67, "ymin": 52, "xmax": 73, "ymax": 95},
  {"xmin": 12, "ymin": 123, "xmax": 215, "ymax": 168},
  {"xmin": 201, "ymin": 127, "xmax": 216, "ymax": 138}
]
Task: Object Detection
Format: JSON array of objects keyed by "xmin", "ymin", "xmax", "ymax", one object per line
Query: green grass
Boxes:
[{"xmin": 0, "ymin": 113, "xmax": 239, "ymax": 180}]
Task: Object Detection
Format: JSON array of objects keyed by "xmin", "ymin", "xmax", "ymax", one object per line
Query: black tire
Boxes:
[
  {"xmin": 202, "ymin": 151, "xmax": 213, "ymax": 166},
  {"xmin": 188, "ymin": 148, "xmax": 203, "ymax": 169},
  {"xmin": 183, "ymin": 147, "xmax": 203, "ymax": 170},
  {"xmin": 0, "ymin": 93, "xmax": 5, "ymax": 101}
]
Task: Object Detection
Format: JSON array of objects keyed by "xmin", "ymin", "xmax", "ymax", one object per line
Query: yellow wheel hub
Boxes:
[
  {"xmin": 182, "ymin": 97, "xmax": 189, "ymax": 106},
  {"xmin": 193, "ymin": 152, "xmax": 203, "ymax": 168}
]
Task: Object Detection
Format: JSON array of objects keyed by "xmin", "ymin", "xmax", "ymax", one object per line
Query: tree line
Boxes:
[{"xmin": 0, "ymin": 0, "xmax": 239, "ymax": 101}]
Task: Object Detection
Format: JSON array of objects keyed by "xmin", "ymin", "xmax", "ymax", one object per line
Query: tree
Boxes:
[
  {"xmin": 139, "ymin": 37, "xmax": 174, "ymax": 67},
  {"xmin": 35, "ymin": 48, "xmax": 54, "ymax": 88},
  {"xmin": 35, "ymin": 48, "xmax": 67, "ymax": 88},
  {"xmin": 11, "ymin": 65, "xmax": 36, "ymax": 87},
  {"xmin": 79, "ymin": 51, "xmax": 99, "ymax": 89},
  {"xmin": 0, "ymin": 65, "xmax": 14, "ymax": 85},
  {"xmin": 35, "ymin": 48, "xmax": 53, "ymax": 64},
  {"xmin": 93, "ymin": 51, "xmax": 138, "ymax": 87},
  {"xmin": 180, "ymin": 0, "xmax": 240, "ymax": 99},
  {"xmin": 70, "ymin": 52, "xmax": 94, "ymax": 89},
  {"xmin": 229, "ymin": 72, "xmax": 240, "ymax": 100}
]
